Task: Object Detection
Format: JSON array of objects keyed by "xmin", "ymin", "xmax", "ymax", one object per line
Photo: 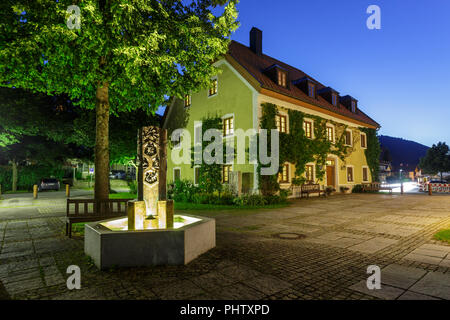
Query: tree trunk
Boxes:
[
  {"xmin": 11, "ymin": 160, "xmax": 17, "ymax": 192},
  {"xmin": 94, "ymin": 82, "xmax": 110, "ymax": 200}
]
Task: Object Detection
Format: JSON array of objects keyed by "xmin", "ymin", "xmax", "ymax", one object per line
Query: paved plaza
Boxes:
[{"xmin": 0, "ymin": 193, "xmax": 449, "ymax": 300}]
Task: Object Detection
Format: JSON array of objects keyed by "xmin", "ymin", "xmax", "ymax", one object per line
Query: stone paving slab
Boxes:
[
  {"xmin": 348, "ymin": 280, "xmax": 405, "ymax": 300},
  {"xmin": 403, "ymin": 243, "xmax": 450, "ymax": 266},
  {"xmin": 409, "ymin": 272, "xmax": 450, "ymax": 300},
  {"xmin": 397, "ymin": 291, "xmax": 440, "ymax": 300},
  {"xmin": 380, "ymin": 264, "xmax": 427, "ymax": 289}
]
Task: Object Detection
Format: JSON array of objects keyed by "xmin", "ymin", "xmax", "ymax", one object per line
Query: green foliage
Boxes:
[
  {"xmin": 127, "ymin": 180, "xmax": 138, "ymax": 195},
  {"xmin": 360, "ymin": 127, "xmax": 381, "ymax": 182},
  {"xmin": 0, "ymin": 165, "xmax": 64, "ymax": 191},
  {"xmin": 419, "ymin": 142, "xmax": 450, "ymax": 179},
  {"xmin": 434, "ymin": 229, "xmax": 450, "ymax": 244},
  {"xmin": 352, "ymin": 184, "xmax": 364, "ymax": 193},
  {"xmin": 259, "ymin": 103, "xmax": 352, "ymax": 195}
]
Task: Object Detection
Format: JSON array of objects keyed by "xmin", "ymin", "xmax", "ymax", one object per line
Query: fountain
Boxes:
[{"xmin": 84, "ymin": 126, "xmax": 216, "ymax": 269}]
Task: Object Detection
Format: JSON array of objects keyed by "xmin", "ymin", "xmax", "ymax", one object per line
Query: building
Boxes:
[{"xmin": 163, "ymin": 28, "xmax": 380, "ymax": 194}]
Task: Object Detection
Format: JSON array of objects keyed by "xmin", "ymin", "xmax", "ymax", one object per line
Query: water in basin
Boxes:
[{"xmin": 100, "ymin": 215, "xmax": 201, "ymax": 231}]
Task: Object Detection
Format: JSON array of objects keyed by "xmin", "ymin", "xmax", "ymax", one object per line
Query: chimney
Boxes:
[{"xmin": 250, "ymin": 27, "xmax": 262, "ymax": 55}]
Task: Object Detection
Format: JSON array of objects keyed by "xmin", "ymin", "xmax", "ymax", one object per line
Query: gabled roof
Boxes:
[{"xmin": 227, "ymin": 40, "xmax": 380, "ymax": 128}]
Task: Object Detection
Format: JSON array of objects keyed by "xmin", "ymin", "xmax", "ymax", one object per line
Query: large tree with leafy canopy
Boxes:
[
  {"xmin": 0, "ymin": 0, "xmax": 239, "ymax": 199},
  {"xmin": 419, "ymin": 142, "xmax": 450, "ymax": 180}
]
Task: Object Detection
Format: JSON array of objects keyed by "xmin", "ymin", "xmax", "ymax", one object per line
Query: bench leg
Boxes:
[
  {"xmin": 68, "ymin": 223, "xmax": 72, "ymax": 238},
  {"xmin": 65, "ymin": 222, "xmax": 69, "ymax": 236}
]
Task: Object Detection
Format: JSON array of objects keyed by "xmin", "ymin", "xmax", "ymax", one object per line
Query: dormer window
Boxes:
[
  {"xmin": 332, "ymin": 94, "xmax": 337, "ymax": 106},
  {"xmin": 277, "ymin": 70, "xmax": 287, "ymax": 87},
  {"xmin": 351, "ymin": 100, "xmax": 356, "ymax": 113},
  {"xmin": 308, "ymin": 83, "xmax": 315, "ymax": 98},
  {"xmin": 184, "ymin": 94, "xmax": 191, "ymax": 108}
]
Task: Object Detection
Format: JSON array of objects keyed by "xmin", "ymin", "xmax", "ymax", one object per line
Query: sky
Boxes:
[{"xmin": 226, "ymin": 0, "xmax": 450, "ymax": 147}]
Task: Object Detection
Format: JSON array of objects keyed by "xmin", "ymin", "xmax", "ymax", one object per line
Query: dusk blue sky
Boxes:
[{"xmin": 227, "ymin": 0, "xmax": 450, "ymax": 147}]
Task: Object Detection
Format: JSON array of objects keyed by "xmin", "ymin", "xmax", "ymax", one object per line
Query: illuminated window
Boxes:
[
  {"xmin": 332, "ymin": 94, "xmax": 337, "ymax": 106},
  {"xmin": 278, "ymin": 163, "xmax": 289, "ymax": 183},
  {"xmin": 173, "ymin": 168, "xmax": 181, "ymax": 182},
  {"xmin": 351, "ymin": 100, "xmax": 356, "ymax": 113},
  {"xmin": 277, "ymin": 70, "xmax": 287, "ymax": 87},
  {"xmin": 194, "ymin": 167, "xmax": 200, "ymax": 185},
  {"xmin": 360, "ymin": 133, "xmax": 367, "ymax": 148},
  {"xmin": 347, "ymin": 167, "xmax": 354, "ymax": 182},
  {"xmin": 308, "ymin": 83, "xmax": 315, "ymax": 98},
  {"xmin": 326, "ymin": 126, "xmax": 334, "ymax": 142},
  {"xmin": 222, "ymin": 165, "xmax": 232, "ymax": 183},
  {"xmin": 345, "ymin": 130, "xmax": 352, "ymax": 146},
  {"xmin": 184, "ymin": 94, "xmax": 191, "ymax": 107},
  {"xmin": 305, "ymin": 165, "xmax": 314, "ymax": 183},
  {"xmin": 303, "ymin": 120, "xmax": 312, "ymax": 139},
  {"xmin": 209, "ymin": 78, "xmax": 218, "ymax": 96},
  {"xmin": 362, "ymin": 167, "xmax": 369, "ymax": 182},
  {"xmin": 223, "ymin": 117, "xmax": 234, "ymax": 136},
  {"xmin": 276, "ymin": 114, "xmax": 287, "ymax": 133}
]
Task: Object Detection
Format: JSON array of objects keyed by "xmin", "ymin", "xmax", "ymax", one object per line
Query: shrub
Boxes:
[
  {"xmin": 127, "ymin": 180, "xmax": 138, "ymax": 194},
  {"xmin": 352, "ymin": 184, "xmax": 364, "ymax": 193},
  {"xmin": 0, "ymin": 165, "xmax": 65, "ymax": 191},
  {"xmin": 168, "ymin": 180, "xmax": 200, "ymax": 203}
]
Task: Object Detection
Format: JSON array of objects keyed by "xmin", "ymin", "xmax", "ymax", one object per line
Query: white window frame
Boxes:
[
  {"xmin": 303, "ymin": 118, "xmax": 314, "ymax": 139},
  {"xmin": 173, "ymin": 167, "xmax": 181, "ymax": 182},
  {"xmin": 362, "ymin": 166, "xmax": 369, "ymax": 182},
  {"xmin": 194, "ymin": 166, "xmax": 200, "ymax": 186},
  {"xmin": 360, "ymin": 132, "xmax": 367, "ymax": 149},
  {"xmin": 221, "ymin": 113, "xmax": 235, "ymax": 138},
  {"xmin": 344, "ymin": 129, "xmax": 353, "ymax": 146},
  {"xmin": 326, "ymin": 124, "xmax": 335, "ymax": 143},
  {"xmin": 346, "ymin": 165, "xmax": 355, "ymax": 183},
  {"xmin": 275, "ymin": 110, "xmax": 289, "ymax": 133},
  {"xmin": 208, "ymin": 76, "xmax": 218, "ymax": 97},
  {"xmin": 305, "ymin": 162, "xmax": 315, "ymax": 183},
  {"xmin": 172, "ymin": 130, "xmax": 182, "ymax": 149}
]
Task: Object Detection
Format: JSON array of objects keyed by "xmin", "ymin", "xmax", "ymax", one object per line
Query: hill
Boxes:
[{"xmin": 378, "ymin": 135, "xmax": 429, "ymax": 171}]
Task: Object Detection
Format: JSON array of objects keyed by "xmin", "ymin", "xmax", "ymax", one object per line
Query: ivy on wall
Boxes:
[
  {"xmin": 360, "ymin": 127, "xmax": 381, "ymax": 182},
  {"xmin": 259, "ymin": 102, "xmax": 365, "ymax": 193}
]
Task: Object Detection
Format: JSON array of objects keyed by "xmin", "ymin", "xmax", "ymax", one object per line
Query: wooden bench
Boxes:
[
  {"xmin": 300, "ymin": 183, "xmax": 324, "ymax": 198},
  {"xmin": 362, "ymin": 182, "xmax": 393, "ymax": 194},
  {"xmin": 66, "ymin": 198, "xmax": 133, "ymax": 237}
]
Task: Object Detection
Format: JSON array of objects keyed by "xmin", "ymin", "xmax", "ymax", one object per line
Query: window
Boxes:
[
  {"xmin": 184, "ymin": 94, "xmax": 191, "ymax": 108},
  {"xmin": 223, "ymin": 117, "xmax": 234, "ymax": 136},
  {"xmin": 351, "ymin": 100, "xmax": 356, "ymax": 113},
  {"xmin": 173, "ymin": 131, "xmax": 182, "ymax": 148},
  {"xmin": 345, "ymin": 130, "xmax": 352, "ymax": 146},
  {"xmin": 305, "ymin": 165, "xmax": 314, "ymax": 183},
  {"xmin": 277, "ymin": 70, "xmax": 287, "ymax": 87},
  {"xmin": 222, "ymin": 165, "xmax": 232, "ymax": 183},
  {"xmin": 275, "ymin": 114, "xmax": 287, "ymax": 133},
  {"xmin": 332, "ymin": 93, "xmax": 337, "ymax": 106},
  {"xmin": 173, "ymin": 168, "xmax": 181, "ymax": 182},
  {"xmin": 209, "ymin": 78, "xmax": 218, "ymax": 96},
  {"xmin": 278, "ymin": 163, "xmax": 289, "ymax": 183},
  {"xmin": 194, "ymin": 167, "xmax": 200, "ymax": 185},
  {"xmin": 360, "ymin": 133, "xmax": 367, "ymax": 148},
  {"xmin": 326, "ymin": 126, "xmax": 334, "ymax": 142},
  {"xmin": 303, "ymin": 120, "xmax": 312, "ymax": 139},
  {"xmin": 362, "ymin": 167, "xmax": 369, "ymax": 182},
  {"xmin": 308, "ymin": 83, "xmax": 315, "ymax": 98},
  {"xmin": 347, "ymin": 167, "xmax": 354, "ymax": 182}
]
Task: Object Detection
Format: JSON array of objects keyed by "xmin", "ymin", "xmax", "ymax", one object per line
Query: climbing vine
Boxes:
[
  {"xmin": 259, "ymin": 103, "xmax": 355, "ymax": 193},
  {"xmin": 360, "ymin": 127, "xmax": 381, "ymax": 182}
]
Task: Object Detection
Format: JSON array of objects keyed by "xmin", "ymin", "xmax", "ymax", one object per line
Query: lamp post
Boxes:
[{"xmin": 400, "ymin": 169, "xmax": 404, "ymax": 195}]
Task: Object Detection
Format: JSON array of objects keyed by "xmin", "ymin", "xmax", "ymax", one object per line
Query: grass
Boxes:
[
  {"xmin": 434, "ymin": 229, "xmax": 450, "ymax": 243},
  {"xmin": 72, "ymin": 222, "xmax": 87, "ymax": 236},
  {"xmin": 174, "ymin": 202, "xmax": 289, "ymax": 211},
  {"xmin": 109, "ymin": 192, "xmax": 136, "ymax": 199}
]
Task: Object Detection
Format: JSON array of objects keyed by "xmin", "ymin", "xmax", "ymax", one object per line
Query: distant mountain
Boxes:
[{"xmin": 378, "ymin": 135, "xmax": 429, "ymax": 171}]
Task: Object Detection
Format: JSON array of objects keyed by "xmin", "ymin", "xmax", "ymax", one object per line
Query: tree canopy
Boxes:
[
  {"xmin": 0, "ymin": 0, "xmax": 239, "ymax": 199},
  {"xmin": 419, "ymin": 142, "xmax": 450, "ymax": 179}
]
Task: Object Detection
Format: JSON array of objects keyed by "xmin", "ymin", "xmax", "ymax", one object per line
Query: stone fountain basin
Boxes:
[{"xmin": 84, "ymin": 214, "xmax": 215, "ymax": 270}]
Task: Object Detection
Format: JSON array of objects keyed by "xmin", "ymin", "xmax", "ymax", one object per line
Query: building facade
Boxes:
[{"xmin": 164, "ymin": 28, "xmax": 380, "ymax": 194}]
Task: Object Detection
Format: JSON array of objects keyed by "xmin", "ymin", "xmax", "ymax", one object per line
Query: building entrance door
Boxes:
[{"xmin": 326, "ymin": 159, "xmax": 336, "ymax": 188}]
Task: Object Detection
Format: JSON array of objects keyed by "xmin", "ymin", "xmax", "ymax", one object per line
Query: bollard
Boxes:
[
  {"xmin": 66, "ymin": 184, "xmax": 70, "ymax": 197},
  {"xmin": 428, "ymin": 183, "xmax": 432, "ymax": 196},
  {"xmin": 33, "ymin": 184, "xmax": 38, "ymax": 199},
  {"xmin": 0, "ymin": 184, "xmax": 2, "ymax": 196},
  {"xmin": 400, "ymin": 182, "xmax": 404, "ymax": 195}
]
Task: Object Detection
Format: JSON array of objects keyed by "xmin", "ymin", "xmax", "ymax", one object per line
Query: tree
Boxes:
[
  {"xmin": 419, "ymin": 142, "xmax": 450, "ymax": 180},
  {"xmin": 0, "ymin": 0, "xmax": 238, "ymax": 199}
]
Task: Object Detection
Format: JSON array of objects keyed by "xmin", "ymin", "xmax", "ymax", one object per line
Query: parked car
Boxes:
[
  {"xmin": 109, "ymin": 170, "xmax": 127, "ymax": 179},
  {"xmin": 38, "ymin": 178, "xmax": 60, "ymax": 191}
]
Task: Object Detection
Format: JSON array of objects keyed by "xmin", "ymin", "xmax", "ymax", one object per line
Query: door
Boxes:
[{"xmin": 326, "ymin": 165, "xmax": 335, "ymax": 187}]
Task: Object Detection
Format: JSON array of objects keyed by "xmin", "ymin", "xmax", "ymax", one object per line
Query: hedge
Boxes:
[{"xmin": 0, "ymin": 165, "xmax": 66, "ymax": 191}]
